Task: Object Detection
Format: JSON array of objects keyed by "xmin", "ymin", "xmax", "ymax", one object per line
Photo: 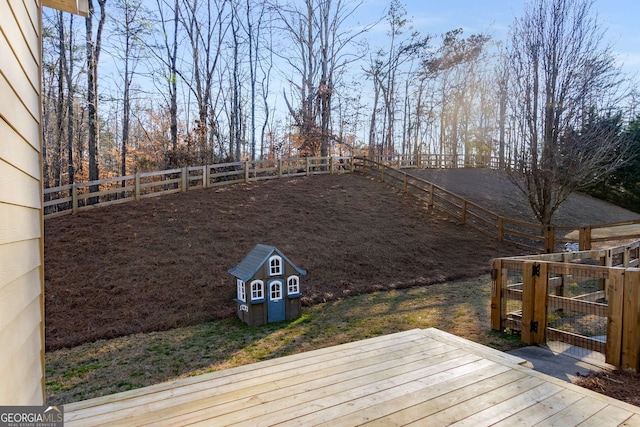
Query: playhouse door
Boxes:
[{"xmin": 267, "ymin": 279, "xmax": 285, "ymax": 322}]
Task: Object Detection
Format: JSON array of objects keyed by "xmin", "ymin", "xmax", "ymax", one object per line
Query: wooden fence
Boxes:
[
  {"xmin": 43, "ymin": 156, "xmax": 353, "ymax": 219},
  {"xmin": 44, "ymin": 154, "xmax": 640, "ymax": 254},
  {"xmin": 490, "ymin": 241, "xmax": 640, "ymax": 371},
  {"xmin": 356, "ymin": 156, "xmax": 640, "ymax": 253}
]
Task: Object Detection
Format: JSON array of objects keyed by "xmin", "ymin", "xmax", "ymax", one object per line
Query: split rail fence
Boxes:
[
  {"xmin": 357, "ymin": 157, "xmax": 640, "ymax": 253},
  {"xmin": 43, "ymin": 156, "xmax": 353, "ymax": 219},
  {"xmin": 490, "ymin": 241, "xmax": 640, "ymax": 371},
  {"xmin": 44, "ymin": 154, "xmax": 640, "ymax": 254}
]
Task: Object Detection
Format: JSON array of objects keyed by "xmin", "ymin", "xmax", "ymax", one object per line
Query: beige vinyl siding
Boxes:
[{"xmin": 0, "ymin": 0, "xmax": 44, "ymax": 406}]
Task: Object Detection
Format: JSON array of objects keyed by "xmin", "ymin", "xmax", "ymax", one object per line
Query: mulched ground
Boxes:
[
  {"xmin": 44, "ymin": 173, "xmax": 528, "ymax": 351},
  {"xmin": 44, "ymin": 168, "xmax": 640, "ymax": 406},
  {"xmin": 575, "ymin": 370, "xmax": 640, "ymax": 408}
]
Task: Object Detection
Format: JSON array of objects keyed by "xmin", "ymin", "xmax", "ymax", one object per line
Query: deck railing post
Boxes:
[
  {"xmin": 498, "ymin": 217, "xmax": 504, "ymax": 241},
  {"xmin": 181, "ymin": 167, "xmax": 188, "ymax": 192},
  {"xmin": 203, "ymin": 165, "xmax": 209, "ymax": 188}
]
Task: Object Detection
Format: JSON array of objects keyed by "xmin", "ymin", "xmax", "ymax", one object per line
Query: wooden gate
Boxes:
[{"xmin": 491, "ymin": 243, "xmax": 640, "ymax": 371}]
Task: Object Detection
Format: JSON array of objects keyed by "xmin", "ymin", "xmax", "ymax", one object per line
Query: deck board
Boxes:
[{"xmin": 63, "ymin": 328, "xmax": 640, "ymax": 426}]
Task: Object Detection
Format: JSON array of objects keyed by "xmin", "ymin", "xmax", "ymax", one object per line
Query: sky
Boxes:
[{"xmin": 359, "ymin": 0, "xmax": 640, "ymax": 78}]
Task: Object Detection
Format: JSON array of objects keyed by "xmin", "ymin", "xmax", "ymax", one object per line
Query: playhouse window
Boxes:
[
  {"xmin": 287, "ymin": 276, "xmax": 300, "ymax": 295},
  {"xmin": 270, "ymin": 281, "xmax": 282, "ymax": 300},
  {"xmin": 237, "ymin": 279, "xmax": 246, "ymax": 302},
  {"xmin": 251, "ymin": 280, "xmax": 264, "ymax": 301},
  {"xmin": 269, "ymin": 255, "xmax": 283, "ymax": 276}
]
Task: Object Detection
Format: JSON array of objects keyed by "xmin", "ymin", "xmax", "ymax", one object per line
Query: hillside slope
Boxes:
[
  {"xmin": 44, "ymin": 170, "xmax": 638, "ymax": 350},
  {"xmin": 411, "ymin": 168, "xmax": 640, "ymax": 226}
]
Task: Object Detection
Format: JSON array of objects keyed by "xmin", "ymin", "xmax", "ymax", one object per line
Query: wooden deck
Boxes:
[{"xmin": 64, "ymin": 328, "xmax": 640, "ymax": 426}]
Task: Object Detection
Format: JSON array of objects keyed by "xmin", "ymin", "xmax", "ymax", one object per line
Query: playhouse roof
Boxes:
[{"xmin": 228, "ymin": 244, "xmax": 307, "ymax": 282}]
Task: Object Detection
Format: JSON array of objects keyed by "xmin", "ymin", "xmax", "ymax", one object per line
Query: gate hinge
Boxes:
[
  {"xmin": 530, "ymin": 321, "xmax": 539, "ymax": 333},
  {"xmin": 532, "ymin": 263, "xmax": 541, "ymax": 277}
]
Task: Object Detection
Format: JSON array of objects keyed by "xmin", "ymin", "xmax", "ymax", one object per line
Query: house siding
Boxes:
[{"xmin": 0, "ymin": 0, "xmax": 45, "ymax": 405}]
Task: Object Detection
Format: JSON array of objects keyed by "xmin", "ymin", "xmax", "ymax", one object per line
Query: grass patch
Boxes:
[{"xmin": 45, "ymin": 274, "xmax": 525, "ymax": 405}]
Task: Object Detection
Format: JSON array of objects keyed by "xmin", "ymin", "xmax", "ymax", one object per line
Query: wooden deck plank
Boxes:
[
  {"xmin": 279, "ymin": 358, "xmax": 501, "ymax": 427},
  {"xmin": 224, "ymin": 353, "xmax": 485, "ymax": 427},
  {"xmin": 576, "ymin": 405, "xmax": 636, "ymax": 427},
  {"xmin": 62, "ymin": 328, "xmax": 640, "ymax": 427},
  {"xmin": 336, "ymin": 368, "xmax": 526, "ymax": 427},
  {"xmin": 533, "ymin": 398, "xmax": 609, "ymax": 426},
  {"xmin": 99, "ymin": 342, "xmax": 462, "ymax": 427},
  {"xmin": 403, "ymin": 376, "xmax": 547, "ymax": 426},
  {"xmin": 65, "ymin": 330, "xmax": 429, "ymax": 424},
  {"xmin": 491, "ymin": 389, "xmax": 585, "ymax": 426},
  {"xmin": 449, "ymin": 382, "xmax": 565, "ymax": 426}
]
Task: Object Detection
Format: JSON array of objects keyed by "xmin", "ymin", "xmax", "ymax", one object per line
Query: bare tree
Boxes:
[
  {"xmin": 506, "ymin": 0, "xmax": 628, "ymax": 226},
  {"xmin": 86, "ymin": 0, "xmax": 108, "ymax": 196},
  {"xmin": 111, "ymin": 0, "xmax": 150, "ymax": 183},
  {"xmin": 180, "ymin": 0, "xmax": 228, "ymax": 164},
  {"xmin": 275, "ymin": 0, "xmax": 371, "ymax": 156}
]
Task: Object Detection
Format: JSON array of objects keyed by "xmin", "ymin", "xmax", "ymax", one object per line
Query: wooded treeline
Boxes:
[{"xmin": 42, "ymin": 0, "xmax": 639, "ymax": 215}]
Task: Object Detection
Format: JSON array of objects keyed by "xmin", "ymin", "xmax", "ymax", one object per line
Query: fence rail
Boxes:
[
  {"xmin": 491, "ymin": 241, "xmax": 640, "ymax": 371},
  {"xmin": 43, "ymin": 156, "xmax": 354, "ymax": 218},
  {"xmin": 44, "ymin": 154, "xmax": 640, "ymax": 254},
  {"xmin": 356, "ymin": 156, "xmax": 640, "ymax": 253}
]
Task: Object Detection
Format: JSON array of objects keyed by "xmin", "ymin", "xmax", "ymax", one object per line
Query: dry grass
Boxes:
[{"xmin": 45, "ymin": 275, "xmax": 522, "ymax": 405}]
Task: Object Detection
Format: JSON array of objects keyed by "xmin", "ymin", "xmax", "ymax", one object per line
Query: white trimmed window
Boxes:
[
  {"xmin": 287, "ymin": 276, "xmax": 300, "ymax": 295},
  {"xmin": 237, "ymin": 279, "xmax": 246, "ymax": 302},
  {"xmin": 269, "ymin": 255, "xmax": 283, "ymax": 276},
  {"xmin": 251, "ymin": 280, "xmax": 264, "ymax": 301},
  {"xmin": 270, "ymin": 281, "xmax": 283, "ymax": 301}
]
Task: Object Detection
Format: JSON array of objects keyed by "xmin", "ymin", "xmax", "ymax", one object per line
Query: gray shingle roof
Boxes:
[{"xmin": 228, "ymin": 244, "xmax": 307, "ymax": 282}]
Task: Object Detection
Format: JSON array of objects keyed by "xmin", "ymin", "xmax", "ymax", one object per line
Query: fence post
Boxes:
[
  {"xmin": 521, "ymin": 261, "xmax": 548, "ymax": 345},
  {"xmin": 490, "ymin": 259, "xmax": 503, "ymax": 331},
  {"xmin": 306, "ymin": 157, "xmax": 310, "ymax": 176},
  {"xmin": 278, "ymin": 159, "xmax": 283, "ymax": 178},
  {"xmin": 135, "ymin": 173, "xmax": 141, "ymax": 200},
  {"xmin": 622, "ymin": 268, "xmax": 640, "ymax": 371},
  {"xmin": 181, "ymin": 167, "xmax": 188, "ymax": 192},
  {"xmin": 544, "ymin": 226, "xmax": 555, "ymax": 253},
  {"xmin": 330, "ymin": 156, "xmax": 334, "ymax": 174},
  {"xmin": 606, "ymin": 268, "xmax": 624, "ymax": 367},
  {"xmin": 579, "ymin": 226, "xmax": 592, "ymax": 250},
  {"xmin": 203, "ymin": 165, "xmax": 209, "ymax": 188},
  {"xmin": 461, "ymin": 200, "xmax": 467, "ymax": 224},
  {"xmin": 72, "ymin": 184, "xmax": 78, "ymax": 214},
  {"xmin": 429, "ymin": 183, "xmax": 434, "ymax": 208},
  {"xmin": 245, "ymin": 161, "xmax": 250, "ymax": 183}
]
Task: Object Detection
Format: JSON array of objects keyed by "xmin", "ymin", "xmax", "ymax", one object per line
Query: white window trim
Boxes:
[
  {"xmin": 251, "ymin": 280, "xmax": 264, "ymax": 301},
  {"xmin": 287, "ymin": 275, "xmax": 300, "ymax": 295},
  {"xmin": 237, "ymin": 279, "xmax": 246, "ymax": 302},
  {"xmin": 269, "ymin": 255, "xmax": 283, "ymax": 276},
  {"xmin": 270, "ymin": 280, "xmax": 283, "ymax": 301}
]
